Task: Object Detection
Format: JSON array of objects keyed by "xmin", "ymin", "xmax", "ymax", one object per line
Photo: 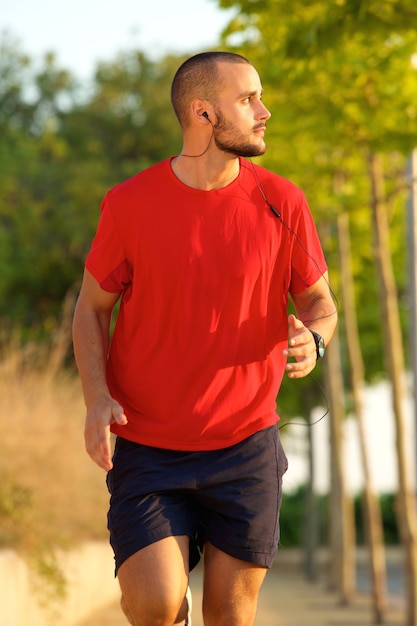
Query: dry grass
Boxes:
[{"xmin": 0, "ymin": 327, "xmax": 109, "ymax": 557}]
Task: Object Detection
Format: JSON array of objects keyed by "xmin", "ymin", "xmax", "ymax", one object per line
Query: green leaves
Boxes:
[
  {"xmin": 218, "ymin": 0, "xmax": 416, "ymax": 385},
  {"xmin": 1, "ymin": 3, "xmax": 415, "ymax": 382},
  {"xmin": 0, "ymin": 39, "xmax": 184, "ymax": 328}
]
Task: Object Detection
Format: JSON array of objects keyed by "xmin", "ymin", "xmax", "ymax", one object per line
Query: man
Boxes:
[{"xmin": 72, "ymin": 51, "xmax": 337, "ymax": 626}]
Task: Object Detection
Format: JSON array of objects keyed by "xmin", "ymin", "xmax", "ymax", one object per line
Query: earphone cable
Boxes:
[
  {"xmin": 179, "ymin": 128, "xmax": 214, "ymax": 158},
  {"xmin": 248, "ymin": 159, "xmax": 339, "ymax": 313},
  {"xmin": 278, "ymin": 372, "xmax": 329, "ymax": 431},
  {"xmin": 247, "ymin": 159, "xmax": 336, "ymax": 430}
]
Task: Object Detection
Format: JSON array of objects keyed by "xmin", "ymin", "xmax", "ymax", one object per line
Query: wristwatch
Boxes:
[{"xmin": 309, "ymin": 330, "xmax": 325, "ymax": 359}]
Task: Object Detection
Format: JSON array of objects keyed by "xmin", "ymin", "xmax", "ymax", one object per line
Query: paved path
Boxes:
[{"xmin": 78, "ymin": 550, "xmax": 405, "ymax": 626}]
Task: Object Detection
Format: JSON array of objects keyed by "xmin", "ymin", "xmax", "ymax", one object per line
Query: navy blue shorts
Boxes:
[{"xmin": 106, "ymin": 425, "xmax": 288, "ymax": 574}]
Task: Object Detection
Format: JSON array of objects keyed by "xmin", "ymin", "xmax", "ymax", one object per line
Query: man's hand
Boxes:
[
  {"xmin": 282, "ymin": 314, "xmax": 317, "ymax": 379},
  {"xmin": 84, "ymin": 394, "xmax": 128, "ymax": 471}
]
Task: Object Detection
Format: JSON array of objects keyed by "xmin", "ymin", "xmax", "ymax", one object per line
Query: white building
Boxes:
[{"xmin": 282, "ymin": 379, "xmax": 416, "ymax": 495}]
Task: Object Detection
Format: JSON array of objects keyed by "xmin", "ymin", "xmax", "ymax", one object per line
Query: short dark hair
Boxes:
[{"xmin": 171, "ymin": 51, "xmax": 251, "ymax": 128}]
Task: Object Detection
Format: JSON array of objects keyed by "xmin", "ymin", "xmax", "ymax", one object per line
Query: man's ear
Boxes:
[{"xmin": 190, "ymin": 100, "xmax": 212, "ymax": 124}]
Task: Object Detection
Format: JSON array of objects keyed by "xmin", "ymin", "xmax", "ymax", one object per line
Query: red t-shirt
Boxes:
[{"xmin": 86, "ymin": 157, "xmax": 327, "ymax": 450}]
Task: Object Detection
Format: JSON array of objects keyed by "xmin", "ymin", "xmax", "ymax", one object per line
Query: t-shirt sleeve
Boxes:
[
  {"xmin": 85, "ymin": 193, "xmax": 131, "ymax": 293},
  {"xmin": 289, "ymin": 195, "xmax": 328, "ymax": 295}
]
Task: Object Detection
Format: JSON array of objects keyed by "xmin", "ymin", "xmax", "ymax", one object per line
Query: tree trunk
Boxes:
[
  {"xmin": 304, "ymin": 399, "xmax": 319, "ymax": 582},
  {"xmin": 369, "ymin": 151, "xmax": 417, "ymax": 626},
  {"xmin": 324, "ymin": 329, "xmax": 356, "ymax": 603},
  {"xmin": 337, "ymin": 212, "xmax": 387, "ymax": 624}
]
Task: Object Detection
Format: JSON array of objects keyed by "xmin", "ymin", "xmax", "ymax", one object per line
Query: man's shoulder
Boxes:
[
  {"xmin": 257, "ymin": 164, "xmax": 303, "ymax": 194},
  {"xmin": 108, "ymin": 159, "xmax": 170, "ymax": 200},
  {"xmin": 242, "ymin": 159, "xmax": 305, "ymax": 202}
]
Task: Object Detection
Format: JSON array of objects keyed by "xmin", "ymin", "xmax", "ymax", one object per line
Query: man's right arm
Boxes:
[{"xmin": 72, "ymin": 269, "xmax": 127, "ymax": 471}]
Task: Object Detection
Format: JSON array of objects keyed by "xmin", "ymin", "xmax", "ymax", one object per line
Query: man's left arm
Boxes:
[{"xmin": 283, "ymin": 271, "xmax": 338, "ymax": 379}]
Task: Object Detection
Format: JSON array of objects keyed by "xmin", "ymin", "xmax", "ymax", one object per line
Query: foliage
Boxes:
[
  {"xmin": 354, "ymin": 491, "xmax": 400, "ymax": 545},
  {"xmin": 0, "ymin": 328, "xmax": 110, "ymax": 611},
  {"xmin": 0, "ymin": 473, "xmax": 69, "ymax": 618},
  {"xmin": 280, "ymin": 486, "xmax": 329, "ymax": 547},
  {"xmin": 217, "ymin": 0, "xmax": 417, "ymax": 397},
  {"xmin": 1, "ymin": 1, "xmax": 416, "ymax": 407},
  {"xmin": 280, "ymin": 486, "xmax": 400, "ymax": 547},
  {"xmin": 0, "ymin": 474, "xmax": 33, "ymax": 548},
  {"xmin": 0, "ymin": 34, "xmax": 183, "ymax": 329}
]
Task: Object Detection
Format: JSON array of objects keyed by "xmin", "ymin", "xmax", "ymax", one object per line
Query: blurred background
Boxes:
[{"xmin": 1, "ymin": 0, "xmax": 417, "ymax": 624}]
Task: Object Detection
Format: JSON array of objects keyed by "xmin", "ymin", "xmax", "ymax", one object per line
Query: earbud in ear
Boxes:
[{"xmin": 202, "ymin": 111, "xmax": 210, "ymax": 120}]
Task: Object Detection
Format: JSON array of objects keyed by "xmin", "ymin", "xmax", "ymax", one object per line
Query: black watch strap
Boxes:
[{"xmin": 309, "ymin": 330, "xmax": 325, "ymax": 359}]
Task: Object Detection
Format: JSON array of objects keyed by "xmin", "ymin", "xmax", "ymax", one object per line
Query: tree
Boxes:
[
  {"xmin": 369, "ymin": 151, "xmax": 417, "ymax": 625},
  {"xmin": 216, "ymin": 0, "xmax": 417, "ymax": 621},
  {"xmin": 0, "ymin": 36, "xmax": 184, "ymax": 329},
  {"xmin": 338, "ymin": 212, "xmax": 387, "ymax": 623},
  {"xmin": 324, "ymin": 328, "xmax": 356, "ymax": 603}
]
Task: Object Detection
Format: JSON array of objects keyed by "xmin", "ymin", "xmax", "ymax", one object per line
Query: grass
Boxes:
[
  {"xmin": 0, "ymin": 296, "xmax": 111, "ymax": 618},
  {"xmin": 0, "ymin": 305, "xmax": 110, "ymax": 559}
]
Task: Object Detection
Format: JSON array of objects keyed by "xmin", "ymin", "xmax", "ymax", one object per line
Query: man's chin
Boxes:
[
  {"xmin": 240, "ymin": 144, "xmax": 267, "ymax": 158},
  {"xmin": 217, "ymin": 140, "xmax": 267, "ymax": 158}
]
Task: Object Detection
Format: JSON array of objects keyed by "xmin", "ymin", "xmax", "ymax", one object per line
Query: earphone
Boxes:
[{"xmin": 178, "ymin": 111, "xmax": 214, "ymax": 158}]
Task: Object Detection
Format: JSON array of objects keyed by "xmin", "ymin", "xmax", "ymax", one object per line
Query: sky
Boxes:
[{"xmin": 0, "ymin": 0, "xmax": 236, "ymax": 79}]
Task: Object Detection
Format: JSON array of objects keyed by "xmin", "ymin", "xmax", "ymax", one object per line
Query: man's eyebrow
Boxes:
[{"xmin": 237, "ymin": 89, "xmax": 264, "ymax": 98}]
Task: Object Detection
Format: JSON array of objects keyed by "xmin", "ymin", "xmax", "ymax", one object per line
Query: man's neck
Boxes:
[{"xmin": 171, "ymin": 155, "xmax": 240, "ymax": 191}]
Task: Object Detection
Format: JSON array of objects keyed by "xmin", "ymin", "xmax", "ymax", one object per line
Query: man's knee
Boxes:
[
  {"xmin": 120, "ymin": 591, "xmax": 187, "ymax": 626},
  {"xmin": 120, "ymin": 595, "xmax": 135, "ymax": 624},
  {"xmin": 117, "ymin": 536, "xmax": 190, "ymax": 625}
]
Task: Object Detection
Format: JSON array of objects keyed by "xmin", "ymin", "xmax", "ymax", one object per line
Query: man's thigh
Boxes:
[{"xmin": 202, "ymin": 542, "xmax": 267, "ymax": 626}]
